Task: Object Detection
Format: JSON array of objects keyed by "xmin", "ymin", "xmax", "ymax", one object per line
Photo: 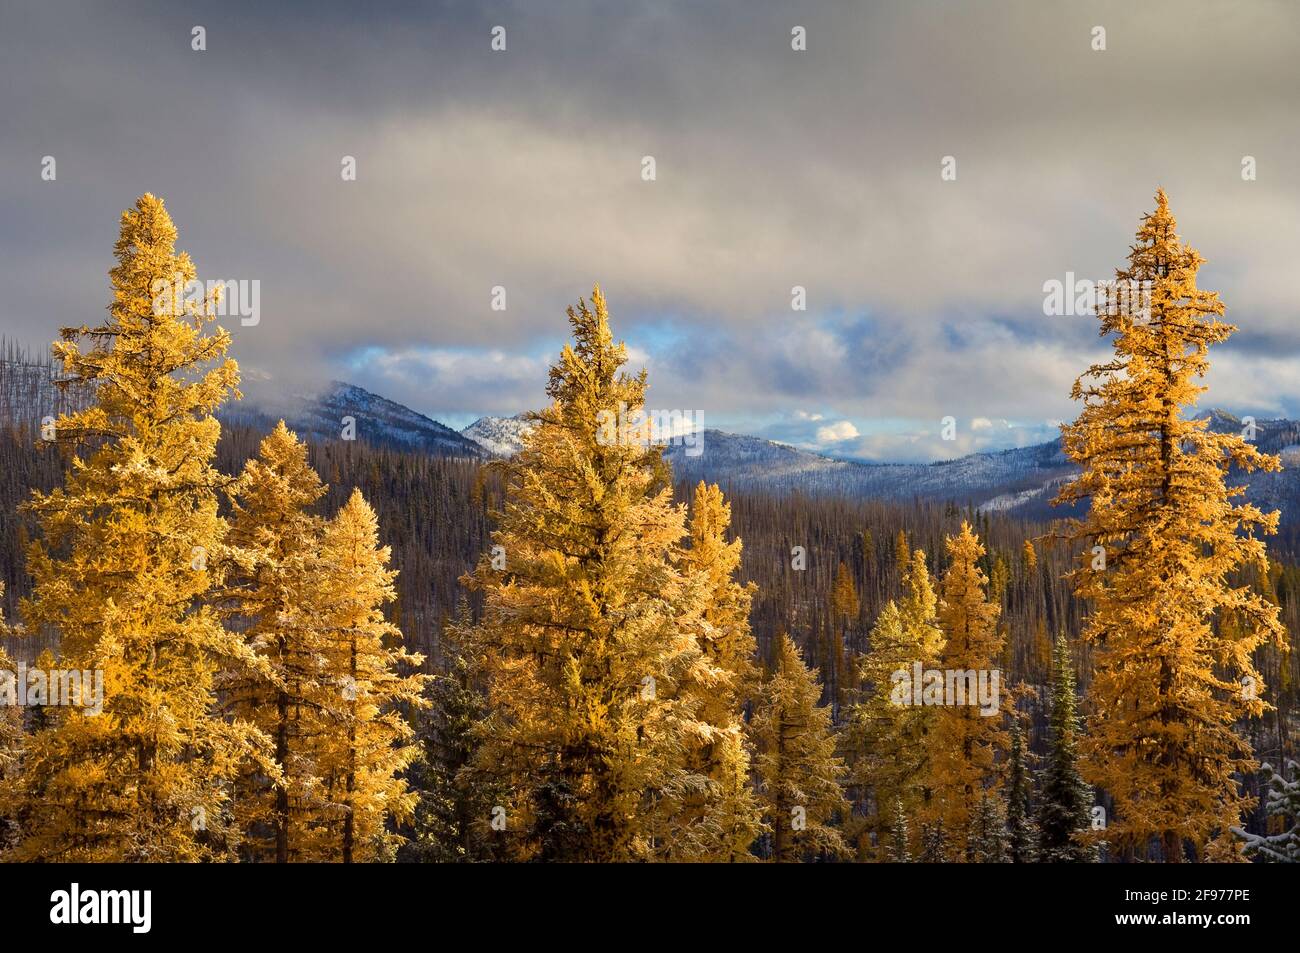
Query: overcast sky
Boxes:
[{"xmin": 3, "ymin": 1, "xmax": 1299, "ymax": 461}]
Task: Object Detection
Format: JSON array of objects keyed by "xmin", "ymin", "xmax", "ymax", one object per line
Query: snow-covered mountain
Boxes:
[
  {"xmin": 461, "ymin": 413, "xmax": 534, "ymax": 456},
  {"xmin": 664, "ymin": 429, "xmax": 1075, "ymax": 511},
  {"xmin": 460, "ymin": 415, "xmax": 1074, "ymax": 507},
  {"xmin": 223, "ymin": 381, "xmax": 487, "ymax": 458},
  {"xmin": 459, "ymin": 410, "xmax": 1300, "ymax": 525}
]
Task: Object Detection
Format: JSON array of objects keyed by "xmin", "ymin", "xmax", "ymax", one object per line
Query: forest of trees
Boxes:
[{"xmin": 0, "ymin": 191, "xmax": 1297, "ymax": 862}]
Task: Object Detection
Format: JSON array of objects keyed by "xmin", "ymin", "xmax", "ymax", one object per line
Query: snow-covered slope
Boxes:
[
  {"xmin": 664, "ymin": 429, "xmax": 1076, "ymax": 509},
  {"xmin": 461, "ymin": 414, "xmax": 534, "ymax": 456},
  {"xmin": 458, "ymin": 411, "xmax": 1300, "ymax": 523},
  {"xmin": 224, "ymin": 381, "xmax": 487, "ymax": 458}
]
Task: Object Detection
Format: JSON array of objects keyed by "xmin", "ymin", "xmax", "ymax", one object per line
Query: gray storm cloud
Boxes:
[{"xmin": 2, "ymin": 0, "xmax": 1298, "ymax": 458}]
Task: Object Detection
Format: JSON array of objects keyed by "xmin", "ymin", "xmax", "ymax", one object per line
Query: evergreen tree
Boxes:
[
  {"xmin": 399, "ymin": 601, "xmax": 502, "ymax": 863},
  {"xmin": 831, "ymin": 562, "xmax": 860, "ymax": 627},
  {"xmin": 752, "ymin": 634, "xmax": 848, "ymax": 862},
  {"xmin": 828, "ymin": 561, "xmax": 861, "ymax": 718},
  {"xmin": 315, "ymin": 489, "xmax": 427, "ymax": 862},
  {"xmin": 967, "ymin": 792, "xmax": 1008, "ymax": 862},
  {"xmin": 843, "ymin": 548, "xmax": 942, "ymax": 857},
  {"xmin": 1056, "ymin": 190, "xmax": 1286, "ymax": 861},
  {"xmin": 653, "ymin": 481, "xmax": 764, "ymax": 861},
  {"xmin": 222, "ymin": 420, "xmax": 334, "ymax": 862},
  {"xmin": 889, "ymin": 798, "xmax": 911, "ymax": 862},
  {"xmin": 894, "ymin": 530, "xmax": 910, "ymax": 574},
  {"xmin": 1004, "ymin": 718, "xmax": 1037, "ymax": 863},
  {"xmin": 1037, "ymin": 635, "xmax": 1095, "ymax": 863},
  {"xmin": 988, "ymin": 554, "xmax": 1009, "ymax": 604},
  {"xmin": 1233, "ymin": 760, "xmax": 1300, "ymax": 863},
  {"xmin": 461, "ymin": 288, "xmax": 711, "ymax": 861},
  {"xmin": 3, "ymin": 194, "xmax": 271, "ymax": 861},
  {"xmin": 919, "ymin": 819, "xmax": 950, "ymax": 863},
  {"xmin": 927, "ymin": 522, "xmax": 1006, "ymax": 854}
]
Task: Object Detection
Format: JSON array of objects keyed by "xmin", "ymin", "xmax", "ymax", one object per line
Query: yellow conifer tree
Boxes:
[
  {"xmin": 654, "ymin": 481, "xmax": 765, "ymax": 861},
  {"xmin": 315, "ymin": 489, "xmax": 427, "ymax": 862},
  {"xmin": 1022, "ymin": 539, "xmax": 1037, "ymax": 574},
  {"xmin": 926, "ymin": 522, "xmax": 1007, "ymax": 858},
  {"xmin": 4, "ymin": 194, "xmax": 271, "ymax": 861},
  {"xmin": 222, "ymin": 420, "xmax": 334, "ymax": 862},
  {"xmin": 752, "ymin": 634, "xmax": 848, "ymax": 862},
  {"xmin": 844, "ymin": 548, "xmax": 942, "ymax": 857},
  {"xmin": 462, "ymin": 287, "xmax": 712, "ymax": 861},
  {"xmin": 1055, "ymin": 189, "xmax": 1285, "ymax": 861}
]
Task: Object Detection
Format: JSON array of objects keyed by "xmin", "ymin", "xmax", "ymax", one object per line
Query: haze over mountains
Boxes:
[
  {"xmin": 456, "ymin": 407, "xmax": 1300, "ymax": 526},
  {"xmin": 6, "ymin": 353, "xmax": 1298, "ymax": 527}
]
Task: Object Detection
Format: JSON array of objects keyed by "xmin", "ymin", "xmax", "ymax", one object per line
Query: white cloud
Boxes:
[{"xmin": 815, "ymin": 420, "xmax": 860, "ymax": 443}]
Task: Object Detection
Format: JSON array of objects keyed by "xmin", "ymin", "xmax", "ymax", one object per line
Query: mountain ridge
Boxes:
[
  {"xmin": 221, "ymin": 380, "xmax": 487, "ymax": 458},
  {"xmin": 3, "ymin": 348, "xmax": 1295, "ymax": 524},
  {"xmin": 457, "ymin": 410, "xmax": 1300, "ymax": 524}
]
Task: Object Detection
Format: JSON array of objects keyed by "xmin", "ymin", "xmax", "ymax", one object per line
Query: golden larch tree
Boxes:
[
  {"xmin": 3, "ymin": 194, "xmax": 271, "ymax": 861},
  {"xmin": 222, "ymin": 420, "xmax": 335, "ymax": 862},
  {"xmin": 1055, "ymin": 189, "xmax": 1285, "ymax": 861},
  {"xmin": 315, "ymin": 489, "xmax": 427, "ymax": 862},
  {"xmin": 0, "ymin": 590, "xmax": 24, "ymax": 828},
  {"xmin": 926, "ymin": 521, "xmax": 1007, "ymax": 858},
  {"xmin": 843, "ymin": 548, "xmax": 942, "ymax": 858},
  {"xmin": 653, "ymin": 481, "xmax": 765, "ymax": 861},
  {"xmin": 462, "ymin": 287, "xmax": 711, "ymax": 861},
  {"xmin": 752, "ymin": 633, "xmax": 848, "ymax": 862}
]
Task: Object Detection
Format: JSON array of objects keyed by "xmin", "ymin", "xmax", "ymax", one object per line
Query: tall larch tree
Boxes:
[
  {"xmin": 844, "ymin": 548, "xmax": 942, "ymax": 858},
  {"xmin": 653, "ymin": 481, "xmax": 764, "ymax": 861},
  {"xmin": 461, "ymin": 287, "xmax": 710, "ymax": 861},
  {"xmin": 315, "ymin": 489, "xmax": 427, "ymax": 862},
  {"xmin": 894, "ymin": 530, "xmax": 910, "ymax": 579},
  {"xmin": 3, "ymin": 194, "xmax": 271, "ymax": 861},
  {"xmin": 222, "ymin": 420, "xmax": 333, "ymax": 862},
  {"xmin": 927, "ymin": 522, "xmax": 1006, "ymax": 857},
  {"xmin": 1037, "ymin": 634, "xmax": 1095, "ymax": 863},
  {"xmin": 1055, "ymin": 189, "xmax": 1285, "ymax": 861},
  {"xmin": 752, "ymin": 633, "xmax": 848, "ymax": 862}
]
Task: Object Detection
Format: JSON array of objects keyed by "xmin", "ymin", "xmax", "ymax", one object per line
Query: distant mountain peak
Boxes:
[
  {"xmin": 223, "ymin": 380, "xmax": 487, "ymax": 458},
  {"xmin": 461, "ymin": 413, "xmax": 535, "ymax": 457}
]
